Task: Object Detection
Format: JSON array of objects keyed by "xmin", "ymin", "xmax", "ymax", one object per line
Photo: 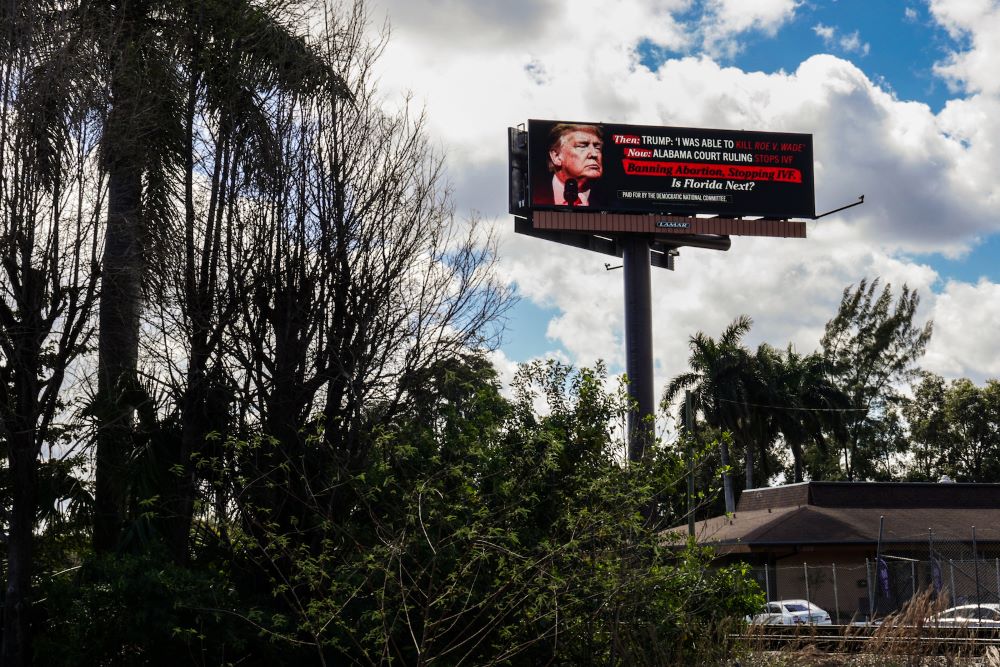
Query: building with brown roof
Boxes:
[{"xmin": 676, "ymin": 481, "xmax": 1000, "ymax": 621}]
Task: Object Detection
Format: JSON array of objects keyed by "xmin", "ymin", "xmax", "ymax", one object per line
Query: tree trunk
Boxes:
[
  {"xmin": 164, "ymin": 67, "xmax": 214, "ymax": 564},
  {"xmin": 844, "ymin": 428, "xmax": 856, "ymax": 481},
  {"xmin": 719, "ymin": 439, "xmax": 735, "ymax": 514},
  {"xmin": 793, "ymin": 448, "xmax": 804, "ymax": 483},
  {"xmin": 94, "ymin": 165, "xmax": 143, "ymax": 552},
  {"xmin": 2, "ymin": 431, "xmax": 38, "ymax": 667},
  {"xmin": 166, "ymin": 365, "xmax": 205, "ymax": 564},
  {"xmin": 745, "ymin": 445, "xmax": 755, "ymax": 490}
]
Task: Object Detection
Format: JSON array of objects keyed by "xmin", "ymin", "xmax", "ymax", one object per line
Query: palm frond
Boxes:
[{"xmin": 202, "ymin": 0, "xmax": 352, "ymax": 102}]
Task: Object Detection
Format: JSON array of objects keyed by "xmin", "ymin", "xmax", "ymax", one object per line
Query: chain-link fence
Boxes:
[{"xmin": 745, "ymin": 526, "xmax": 1000, "ymax": 624}]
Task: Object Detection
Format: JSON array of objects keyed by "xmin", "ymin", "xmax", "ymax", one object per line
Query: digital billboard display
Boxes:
[{"xmin": 527, "ymin": 119, "xmax": 815, "ymax": 219}]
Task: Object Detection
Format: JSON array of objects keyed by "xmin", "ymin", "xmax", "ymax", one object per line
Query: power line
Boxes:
[{"xmin": 715, "ymin": 397, "xmax": 869, "ymax": 413}]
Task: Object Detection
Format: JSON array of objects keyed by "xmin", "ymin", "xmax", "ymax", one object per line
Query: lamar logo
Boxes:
[{"xmin": 656, "ymin": 221, "xmax": 690, "ymax": 229}]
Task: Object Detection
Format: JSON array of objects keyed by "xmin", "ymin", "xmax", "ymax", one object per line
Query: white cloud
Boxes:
[
  {"xmin": 367, "ymin": 0, "xmax": 1000, "ymax": 390},
  {"xmin": 812, "ymin": 23, "xmax": 869, "ymax": 56},
  {"xmin": 371, "ymin": 0, "xmax": 801, "ymax": 63},
  {"xmin": 704, "ymin": 0, "xmax": 800, "ymax": 35},
  {"xmin": 701, "ymin": 0, "xmax": 801, "ymax": 57},
  {"xmin": 924, "ymin": 279, "xmax": 1000, "ymax": 381},
  {"xmin": 904, "ymin": 7, "xmax": 919, "ymax": 22},
  {"xmin": 839, "ymin": 30, "xmax": 870, "ymax": 56},
  {"xmin": 813, "ymin": 23, "xmax": 835, "ymax": 41},
  {"xmin": 485, "ymin": 349, "xmax": 523, "ymax": 400},
  {"xmin": 368, "ymin": 0, "xmax": 561, "ymax": 48},
  {"xmin": 372, "ymin": 0, "xmax": 692, "ymax": 165},
  {"xmin": 929, "ymin": 0, "xmax": 1000, "ymax": 95}
]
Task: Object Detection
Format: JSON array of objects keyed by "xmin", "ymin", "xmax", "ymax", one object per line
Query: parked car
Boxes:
[
  {"xmin": 925, "ymin": 603, "xmax": 1000, "ymax": 628},
  {"xmin": 751, "ymin": 599, "xmax": 833, "ymax": 625}
]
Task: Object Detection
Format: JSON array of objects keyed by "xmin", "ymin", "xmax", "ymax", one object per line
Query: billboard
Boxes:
[{"xmin": 527, "ymin": 119, "xmax": 814, "ymax": 219}]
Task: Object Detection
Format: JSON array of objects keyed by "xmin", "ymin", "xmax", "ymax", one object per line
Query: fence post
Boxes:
[
  {"xmin": 873, "ymin": 515, "xmax": 884, "ymax": 618},
  {"xmin": 804, "ymin": 563, "xmax": 811, "ymax": 621},
  {"xmin": 929, "ymin": 528, "xmax": 936, "ymax": 599},
  {"xmin": 866, "ymin": 558, "xmax": 874, "ymax": 621},
  {"xmin": 833, "ymin": 563, "xmax": 840, "ymax": 625},
  {"xmin": 911, "ymin": 561, "xmax": 916, "ymax": 603},
  {"xmin": 973, "ymin": 526, "xmax": 982, "ymax": 619},
  {"xmin": 950, "ymin": 560, "xmax": 956, "ymax": 606}
]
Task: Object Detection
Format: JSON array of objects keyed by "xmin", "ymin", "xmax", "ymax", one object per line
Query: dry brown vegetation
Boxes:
[{"xmin": 740, "ymin": 590, "xmax": 1000, "ymax": 667}]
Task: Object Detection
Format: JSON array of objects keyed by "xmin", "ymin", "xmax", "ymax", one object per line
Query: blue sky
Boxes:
[
  {"xmin": 721, "ymin": 2, "xmax": 957, "ymax": 111},
  {"xmin": 371, "ymin": 0, "xmax": 1000, "ymax": 386}
]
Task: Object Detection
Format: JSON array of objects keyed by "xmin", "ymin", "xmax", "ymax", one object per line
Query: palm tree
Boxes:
[
  {"xmin": 763, "ymin": 345, "xmax": 849, "ymax": 483},
  {"xmin": 742, "ymin": 343, "xmax": 782, "ymax": 488},
  {"xmin": 663, "ymin": 315, "xmax": 755, "ymax": 513},
  {"xmin": 21, "ymin": 0, "xmax": 350, "ymax": 555}
]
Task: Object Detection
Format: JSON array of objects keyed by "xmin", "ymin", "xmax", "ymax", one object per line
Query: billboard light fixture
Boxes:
[{"xmin": 814, "ymin": 194, "xmax": 865, "ymax": 220}]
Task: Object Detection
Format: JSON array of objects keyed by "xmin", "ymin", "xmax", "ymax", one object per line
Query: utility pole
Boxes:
[
  {"xmin": 623, "ymin": 236, "xmax": 654, "ymax": 462},
  {"xmin": 685, "ymin": 390, "xmax": 695, "ymax": 537}
]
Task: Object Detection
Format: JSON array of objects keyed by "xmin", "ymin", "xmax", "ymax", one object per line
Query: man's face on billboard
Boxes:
[{"xmin": 551, "ymin": 130, "xmax": 603, "ymax": 183}]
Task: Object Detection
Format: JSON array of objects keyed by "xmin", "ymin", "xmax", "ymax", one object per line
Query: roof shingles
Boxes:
[{"xmin": 675, "ymin": 482, "xmax": 1000, "ymax": 548}]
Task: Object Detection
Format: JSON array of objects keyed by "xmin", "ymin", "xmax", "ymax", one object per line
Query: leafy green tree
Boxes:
[
  {"xmin": 855, "ymin": 404, "xmax": 910, "ymax": 480},
  {"xmin": 942, "ymin": 379, "xmax": 1000, "ymax": 481},
  {"xmin": 903, "ymin": 372, "xmax": 949, "ymax": 480},
  {"xmin": 904, "ymin": 374, "xmax": 1000, "ymax": 482},
  {"xmin": 821, "ymin": 279, "xmax": 932, "ymax": 480},
  {"xmin": 228, "ymin": 357, "xmax": 759, "ymax": 665},
  {"xmin": 219, "ymin": 0, "xmax": 511, "ymax": 559}
]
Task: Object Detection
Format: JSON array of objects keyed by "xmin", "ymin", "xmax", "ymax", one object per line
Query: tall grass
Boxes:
[{"xmin": 738, "ymin": 589, "xmax": 1000, "ymax": 667}]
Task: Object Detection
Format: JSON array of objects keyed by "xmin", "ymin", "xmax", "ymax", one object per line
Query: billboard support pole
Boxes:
[{"xmin": 623, "ymin": 236, "xmax": 654, "ymax": 462}]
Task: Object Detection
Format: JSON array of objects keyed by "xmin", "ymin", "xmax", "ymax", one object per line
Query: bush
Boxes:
[
  {"xmin": 35, "ymin": 552, "xmax": 271, "ymax": 666},
  {"xmin": 233, "ymin": 358, "xmax": 761, "ymax": 665}
]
